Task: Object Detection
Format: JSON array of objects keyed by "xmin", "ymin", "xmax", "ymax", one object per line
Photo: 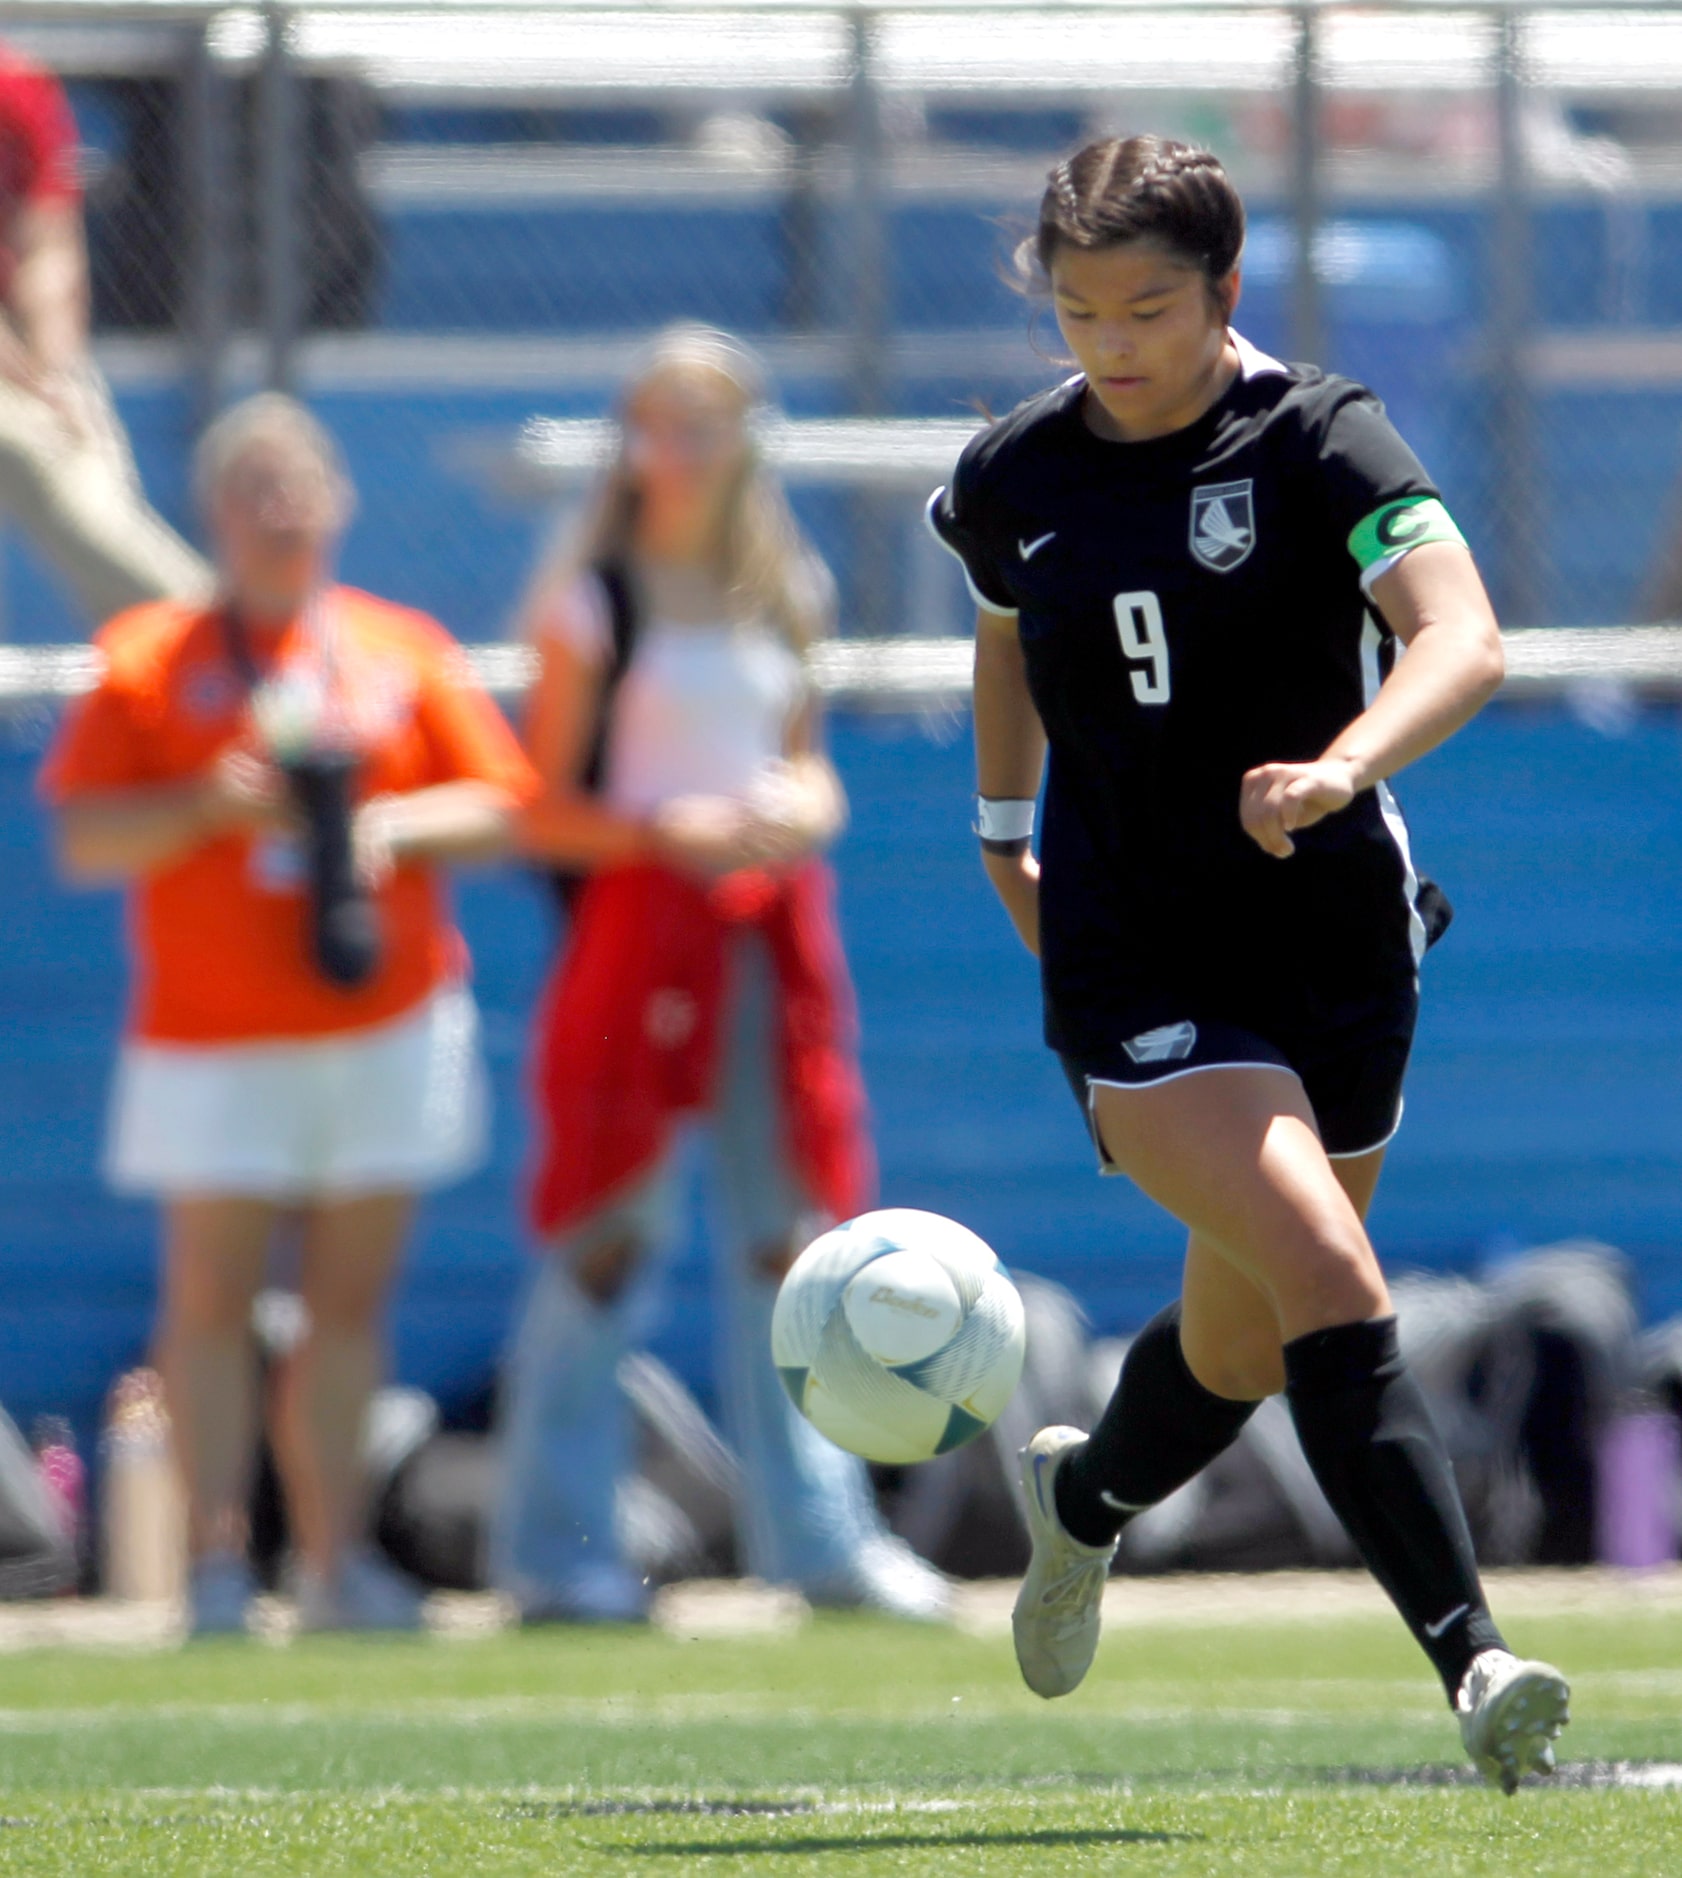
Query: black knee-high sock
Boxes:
[
  {"xmin": 1284, "ymin": 1316, "xmax": 1507, "ymax": 1703},
  {"xmin": 1055, "ymin": 1302, "xmax": 1260, "ymax": 1548}
]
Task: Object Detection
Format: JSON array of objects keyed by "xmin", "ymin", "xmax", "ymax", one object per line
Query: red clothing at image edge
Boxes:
[{"xmin": 0, "ymin": 46, "xmax": 80, "ymax": 294}]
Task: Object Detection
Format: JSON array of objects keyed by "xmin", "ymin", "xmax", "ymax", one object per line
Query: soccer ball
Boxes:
[{"xmin": 771, "ymin": 1208, "xmax": 1026, "ymax": 1465}]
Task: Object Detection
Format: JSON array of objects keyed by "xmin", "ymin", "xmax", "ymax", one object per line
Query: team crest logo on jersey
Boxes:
[{"xmin": 1189, "ymin": 481, "xmax": 1255, "ymax": 573}]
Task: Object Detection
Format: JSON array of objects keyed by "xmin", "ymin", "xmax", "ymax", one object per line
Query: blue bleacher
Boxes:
[
  {"xmin": 6, "ymin": 697, "xmax": 1682, "ymax": 1453},
  {"xmin": 6, "ymin": 174, "xmax": 1679, "ymax": 639},
  {"xmin": 4, "ymin": 115, "xmax": 1682, "ymax": 1452}
]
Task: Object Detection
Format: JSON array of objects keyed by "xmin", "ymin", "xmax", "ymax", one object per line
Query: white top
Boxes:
[{"xmin": 534, "ymin": 573, "xmax": 807, "ymax": 814}]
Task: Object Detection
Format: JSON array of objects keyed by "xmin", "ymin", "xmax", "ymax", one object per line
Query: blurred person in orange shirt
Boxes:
[
  {"xmin": 0, "ymin": 40, "xmax": 209, "ymax": 626},
  {"xmin": 39, "ymin": 392, "xmax": 538, "ymax": 1635}
]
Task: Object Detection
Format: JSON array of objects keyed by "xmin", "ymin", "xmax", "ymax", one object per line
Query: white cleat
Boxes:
[
  {"xmin": 1456, "ymin": 1648, "xmax": 1571, "ymax": 1794},
  {"xmin": 1011, "ymin": 1426, "xmax": 1117, "ymax": 1699}
]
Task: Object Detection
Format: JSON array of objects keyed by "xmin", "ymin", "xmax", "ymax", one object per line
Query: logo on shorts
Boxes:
[
  {"xmin": 1121, "ymin": 1021, "xmax": 1198, "ymax": 1065},
  {"xmin": 1189, "ymin": 481, "xmax": 1255, "ymax": 572}
]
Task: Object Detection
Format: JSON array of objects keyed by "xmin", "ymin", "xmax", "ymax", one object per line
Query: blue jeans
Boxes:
[{"xmin": 491, "ymin": 935, "xmax": 885, "ymax": 1606}]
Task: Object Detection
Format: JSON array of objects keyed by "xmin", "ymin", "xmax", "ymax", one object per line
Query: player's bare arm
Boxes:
[
  {"xmin": 759, "ymin": 692, "xmax": 847, "ymax": 856},
  {"xmin": 7, "ymin": 197, "xmax": 88, "ymax": 377},
  {"xmin": 973, "ymin": 604, "xmax": 1046, "ymax": 956},
  {"xmin": 1242, "ymin": 540, "xmax": 1505, "ymax": 858},
  {"xmin": 54, "ymin": 748, "xmax": 291, "ymax": 883},
  {"xmin": 354, "ymin": 780, "xmax": 525, "ymax": 885},
  {"xmin": 518, "ymin": 628, "xmax": 660, "ymax": 868}
]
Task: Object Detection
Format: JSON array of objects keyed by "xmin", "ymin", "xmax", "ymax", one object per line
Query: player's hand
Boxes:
[
  {"xmin": 0, "ymin": 326, "xmax": 43, "ymax": 396},
  {"xmin": 740, "ymin": 758, "xmax": 843, "ymax": 863},
  {"xmin": 352, "ymin": 795, "xmax": 400, "ymax": 889},
  {"xmin": 35, "ymin": 368, "xmax": 98, "ymax": 445},
  {"xmin": 0, "ymin": 340, "xmax": 91, "ymax": 441},
  {"xmin": 651, "ymin": 794, "xmax": 782, "ymax": 878},
  {"xmin": 982, "ymin": 847, "xmax": 1041, "ymax": 957},
  {"xmin": 1240, "ymin": 756, "xmax": 1360, "ymax": 858},
  {"xmin": 200, "ymin": 746, "xmax": 292, "ymax": 837}
]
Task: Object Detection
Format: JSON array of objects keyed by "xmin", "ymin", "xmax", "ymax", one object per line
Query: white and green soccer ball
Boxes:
[{"xmin": 771, "ymin": 1208, "xmax": 1027, "ymax": 1465}]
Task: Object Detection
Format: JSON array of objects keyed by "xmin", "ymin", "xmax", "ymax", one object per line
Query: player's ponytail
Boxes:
[{"xmin": 1019, "ymin": 136, "xmax": 1245, "ymax": 314}]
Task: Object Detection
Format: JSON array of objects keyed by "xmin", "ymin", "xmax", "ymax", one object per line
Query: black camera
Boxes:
[{"xmin": 280, "ymin": 751, "xmax": 381, "ymax": 989}]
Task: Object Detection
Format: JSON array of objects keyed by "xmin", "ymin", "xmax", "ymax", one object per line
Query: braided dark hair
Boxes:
[{"xmin": 1020, "ymin": 136, "xmax": 1245, "ymax": 307}]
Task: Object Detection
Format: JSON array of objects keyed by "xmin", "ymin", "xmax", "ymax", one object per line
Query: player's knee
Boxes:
[
  {"xmin": 1179, "ymin": 1315, "xmax": 1283, "ymax": 1401},
  {"xmin": 1184, "ymin": 1339, "xmax": 1283, "ymax": 1403},
  {"xmin": 1288, "ymin": 1232, "xmax": 1389, "ymax": 1330},
  {"xmin": 301, "ymin": 1289, "xmax": 383, "ymax": 1337},
  {"xmin": 573, "ymin": 1231, "xmax": 642, "ymax": 1304},
  {"xmin": 166, "ymin": 1271, "xmax": 258, "ymax": 1337},
  {"xmin": 169, "ymin": 1295, "xmax": 250, "ymax": 1339}
]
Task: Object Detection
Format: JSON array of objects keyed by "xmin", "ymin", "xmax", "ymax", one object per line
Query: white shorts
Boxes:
[{"xmin": 105, "ymin": 984, "xmax": 488, "ymax": 1201}]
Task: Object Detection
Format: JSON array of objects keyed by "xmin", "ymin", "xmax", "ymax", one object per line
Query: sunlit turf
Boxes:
[{"xmin": 0, "ymin": 1595, "xmax": 1677, "ymax": 1874}]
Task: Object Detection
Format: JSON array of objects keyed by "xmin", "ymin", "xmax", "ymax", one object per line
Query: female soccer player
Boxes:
[
  {"xmin": 496, "ymin": 323, "xmax": 947, "ymax": 1623},
  {"xmin": 928, "ymin": 137, "xmax": 1569, "ymax": 1791}
]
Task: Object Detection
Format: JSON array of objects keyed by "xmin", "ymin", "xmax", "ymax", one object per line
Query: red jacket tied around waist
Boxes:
[{"xmin": 529, "ymin": 859, "xmax": 875, "ymax": 1238}]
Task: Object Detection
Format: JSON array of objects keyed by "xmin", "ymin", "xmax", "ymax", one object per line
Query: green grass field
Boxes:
[{"xmin": 0, "ymin": 1584, "xmax": 1677, "ymax": 1875}]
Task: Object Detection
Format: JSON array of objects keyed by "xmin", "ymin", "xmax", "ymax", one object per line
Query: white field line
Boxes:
[
  {"xmin": 3, "ymin": 1569, "xmax": 1677, "ymax": 1655},
  {"xmin": 0, "ymin": 1697, "xmax": 1407, "ymax": 1733},
  {"xmin": 111, "ymin": 1786, "xmax": 966, "ymax": 1809},
  {"xmin": 955, "ymin": 1567, "xmax": 1682, "ymax": 1637},
  {"xmin": 17, "ymin": 1770, "xmax": 1682, "ymax": 1806},
  {"xmin": 0, "ymin": 1692, "xmax": 793, "ymax": 1732},
  {"xmin": 3, "ymin": 1667, "xmax": 1680, "ymax": 1733}
]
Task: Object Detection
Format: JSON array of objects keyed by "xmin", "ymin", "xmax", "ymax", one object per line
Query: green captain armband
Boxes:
[{"xmin": 1347, "ymin": 496, "xmax": 1466, "ymax": 584}]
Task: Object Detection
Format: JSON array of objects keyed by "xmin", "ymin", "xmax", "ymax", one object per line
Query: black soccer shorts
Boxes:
[{"xmin": 1058, "ymin": 980, "xmax": 1419, "ymax": 1166}]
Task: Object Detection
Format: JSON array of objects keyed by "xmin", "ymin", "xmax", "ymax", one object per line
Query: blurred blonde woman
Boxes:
[{"xmin": 496, "ymin": 325, "xmax": 948, "ymax": 1622}]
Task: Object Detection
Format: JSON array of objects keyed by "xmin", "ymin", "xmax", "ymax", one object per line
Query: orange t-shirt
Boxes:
[{"xmin": 39, "ymin": 588, "xmax": 539, "ymax": 1046}]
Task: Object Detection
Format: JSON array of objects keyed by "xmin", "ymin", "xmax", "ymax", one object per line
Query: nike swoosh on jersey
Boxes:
[
  {"xmin": 1018, "ymin": 532, "xmax": 1056, "ymax": 561},
  {"xmin": 1423, "ymin": 1602, "xmax": 1471, "ymax": 1639}
]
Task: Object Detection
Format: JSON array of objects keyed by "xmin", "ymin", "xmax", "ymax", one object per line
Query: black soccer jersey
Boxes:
[{"xmin": 929, "ymin": 334, "xmax": 1457, "ymax": 1068}]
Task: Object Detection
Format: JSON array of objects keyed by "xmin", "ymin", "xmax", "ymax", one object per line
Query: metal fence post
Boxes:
[
  {"xmin": 258, "ymin": 2, "xmax": 302, "ymax": 394},
  {"xmin": 846, "ymin": 5, "xmax": 895, "ymax": 632},
  {"xmin": 183, "ymin": 20, "xmax": 233, "ymax": 431},
  {"xmin": 1492, "ymin": 4, "xmax": 1542, "ymax": 626},
  {"xmin": 846, "ymin": 5, "xmax": 889, "ymax": 418},
  {"xmin": 1290, "ymin": 4, "xmax": 1324, "ymax": 367}
]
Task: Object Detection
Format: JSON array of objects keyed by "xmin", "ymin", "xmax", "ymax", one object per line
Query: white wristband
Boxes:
[{"xmin": 973, "ymin": 796, "xmax": 1035, "ymax": 842}]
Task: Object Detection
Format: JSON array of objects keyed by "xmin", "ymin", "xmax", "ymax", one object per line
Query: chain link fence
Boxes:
[{"xmin": 7, "ymin": 1, "xmax": 1682, "ymax": 640}]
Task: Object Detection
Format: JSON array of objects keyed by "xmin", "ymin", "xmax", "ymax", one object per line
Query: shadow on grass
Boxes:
[
  {"xmin": 1318, "ymin": 1760, "xmax": 1682, "ymax": 1791},
  {"xmin": 604, "ymin": 1828, "xmax": 1198, "ymax": 1855}
]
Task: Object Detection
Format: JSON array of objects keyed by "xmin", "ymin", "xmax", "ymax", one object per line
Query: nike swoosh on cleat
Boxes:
[
  {"xmin": 1032, "ymin": 1451, "xmax": 1053, "ymax": 1513},
  {"xmin": 1424, "ymin": 1603, "xmax": 1471, "ymax": 1639},
  {"xmin": 1018, "ymin": 532, "xmax": 1056, "ymax": 561}
]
